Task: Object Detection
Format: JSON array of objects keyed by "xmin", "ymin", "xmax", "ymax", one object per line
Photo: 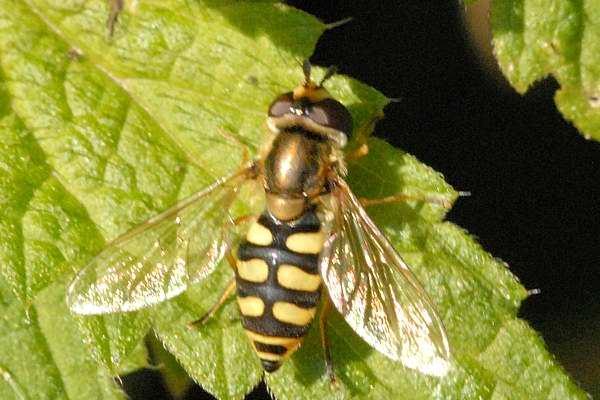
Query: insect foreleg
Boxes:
[
  {"xmin": 344, "ymin": 143, "xmax": 369, "ymax": 162},
  {"xmin": 345, "ymin": 112, "xmax": 384, "ymax": 162},
  {"xmin": 187, "ymin": 278, "xmax": 236, "ymax": 328},
  {"xmin": 216, "ymin": 127, "xmax": 257, "ymax": 161}
]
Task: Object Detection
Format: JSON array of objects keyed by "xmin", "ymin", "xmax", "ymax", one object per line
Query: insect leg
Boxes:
[
  {"xmin": 187, "ymin": 278, "xmax": 236, "ymax": 328},
  {"xmin": 359, "ymin": 193, "xmax": 453, "ymax": 209},
  {"xmin": 217, "ymin": 127, "xmax": 258, "ymax": 162},
  {"xmin": 233, "ymin": 215, "xmax": 256, "ymax": 226},
  {"xmin": 319, "ymin": 295, "xmax": 337, "ymax": 385},
  {"xmin": 107, "ymin": 0, "xmax": 123, "ymax": 37},
  {"xmin": 345, "ymin": 143, "xmax": 369, "ymax": 162},
  {"xmin": 345, "ymin": 112, "xmax": 384, "ymax": 162}
]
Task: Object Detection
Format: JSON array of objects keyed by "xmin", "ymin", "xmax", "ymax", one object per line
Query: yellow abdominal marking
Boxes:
[
  {"xmin": 277, "ymin": 264, "xmax": 321, "ymax": 291},
  {"xmin": 245, "ymin": 330, "xmax": 301, "ymax": 347},
  {"xmin": 272, "ymin": 302, "xmax": 316, "ymax": 326},
  {"xmin": 237, "ymin": 259, "xmax": 269, "ymax": 283},
  {"xmin": 237, "ymin": 296, "xmax": 265, "ymax": 317},
  {"xmin": 246, "ymin": 222, "xmax": 273, "ymax": 246},
  {"xmin": 285, "ymin": 231, "xmax": 325, "ymax": 254},
  {"xmin": 256, "ymin": 351, "xmax": 283, "ymax": 361}
]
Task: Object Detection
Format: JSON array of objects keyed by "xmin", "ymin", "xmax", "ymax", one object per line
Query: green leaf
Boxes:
[
  {"xmin": 146, "ymin": 334, "xmax": 192, "ymax": 399},
  {"xmin": 491, "ymin": 0, "xmax": 600, "ymax": 141},
  {"xmin": 0, "ymin": 1, "xmax": 587, "ymax": 400},
  {"xmin": 0, "ymin": 115, "xmax": 125, "ymax": 399}
]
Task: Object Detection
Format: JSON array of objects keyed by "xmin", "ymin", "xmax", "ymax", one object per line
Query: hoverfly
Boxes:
[{"xmin": 67, "ymin": 61, "xmax": 451, "ymax": 380}]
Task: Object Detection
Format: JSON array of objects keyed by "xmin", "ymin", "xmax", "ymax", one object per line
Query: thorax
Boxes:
[{"xmin": 262, "ymin": 129, "xmax": 332, "ymax": 221}]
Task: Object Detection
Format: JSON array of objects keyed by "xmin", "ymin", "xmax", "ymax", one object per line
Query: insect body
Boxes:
[
  {"xmin": 234, "ymin": 74, "xmax": 350, "ymax": 371},
  {"xmin": 68, "ymin": 62, "xmax": 451, "ymax": 379}
]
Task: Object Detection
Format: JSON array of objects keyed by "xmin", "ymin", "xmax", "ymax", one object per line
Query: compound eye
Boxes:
[
  {"xmin": 268, "ymin": 92, "xmax": 294, "ymax": 117},
  {"xmin": 306, "ymin": 98, "xmax": 353, "ymax": 137}
]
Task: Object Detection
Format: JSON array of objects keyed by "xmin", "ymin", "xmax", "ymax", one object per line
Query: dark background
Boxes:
[{"xmin": 124, "ymin": 2, "xmax": 600, "ymax": 398}]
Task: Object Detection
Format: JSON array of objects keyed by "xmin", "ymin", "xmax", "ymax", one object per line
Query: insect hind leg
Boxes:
[
  {"xmin": 319, "ymin": 295, "xmax": 337, "ymax": 385},
  {"xmin": 187, "ymin": 277, "xmax": 236, "ymax": 328},
  {"xmin": 107, "ymin": 0, "xmax": 123, "ymax": 37}
]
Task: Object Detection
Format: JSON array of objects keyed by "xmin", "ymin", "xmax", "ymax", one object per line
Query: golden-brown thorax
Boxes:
[{"xmin": 263, "ymin": 129, "xmax": 331, "ymax": 221}]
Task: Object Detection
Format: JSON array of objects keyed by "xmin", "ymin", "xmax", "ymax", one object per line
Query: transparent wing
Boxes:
[
  {"xmin": 68, "ymin": 172, "xmax": 250, "ymax": 315},
  {"xmin": 320, "ymin": 178, "xmax": 451, "ymax": 377}
]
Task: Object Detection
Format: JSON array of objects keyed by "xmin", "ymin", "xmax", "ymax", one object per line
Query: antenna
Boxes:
[
  {"xmin": 302, "ymin": 59, "xmax": 312, "ymax": 84},
  {"xmin": 319, "ymin": 65, "xmax": 337, "ymax": 86}
]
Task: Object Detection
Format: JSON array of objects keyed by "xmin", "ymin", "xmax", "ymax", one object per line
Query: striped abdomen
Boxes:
[{"xmin": 235, "ymin": 208, "xmax": 324, "ymax": 372}]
